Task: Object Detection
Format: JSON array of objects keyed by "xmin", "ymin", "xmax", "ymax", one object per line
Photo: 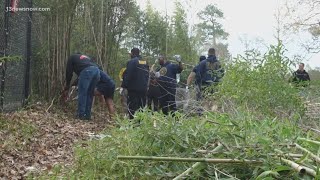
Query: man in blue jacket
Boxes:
[
  {"xmin": 156, "ymin": 55, "xmax": 183, "ymax": 115},
  {"xmin": 196, "ymin": 48, "xmax": 224, "ymax": 97},
  {"xmin": 186, "ymin": 55, "xmax": 206, "ymax": 100},
  {"xmin": 122, "ymin": 48, "xmax": 149, "ymax": 119},
  {"xmin": 63, "ymin": 53, "xmax": 100, "ymax": 120}
]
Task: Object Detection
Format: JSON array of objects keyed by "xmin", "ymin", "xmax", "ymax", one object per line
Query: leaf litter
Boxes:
[{"xmin": 0, "ymin": 102, "xmax": 112, "ymax": 179}]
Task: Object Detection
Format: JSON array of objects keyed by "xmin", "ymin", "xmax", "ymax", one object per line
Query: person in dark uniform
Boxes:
[
  {"xmin": 186, "ymin": 55, "xmax": 206, "ymax": 100},
  {"xmin": 157, "ymin": 55, "xmax": 183, "ymax": 115},
  {"xmin": 122, "ymin": 48, "xmax": 149, "ymax": 119},
  {"xmin": 196, "ymin": 48, "xmax": 224, "ymax": 97},
  {"xmin": 291, "ymin": 63, "xmax": 311, "ymax": 87},
  {"xmin": 63, "ymin": 53, "xmax": 100, "ymax": 120},
  {"xmin": 95, "ymin": 70, "xmax": 116, "ymax": 119},
  {"xmin": 147, "ymin": 70, "xmax": 161, "ymax": 111}
]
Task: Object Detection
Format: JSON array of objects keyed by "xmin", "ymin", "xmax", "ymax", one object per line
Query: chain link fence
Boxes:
[{"xmin": 0, "ymin": 0, "xmax": 31, "ymax": 111}]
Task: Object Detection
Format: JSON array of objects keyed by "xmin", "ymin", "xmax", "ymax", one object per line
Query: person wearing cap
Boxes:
[
  {"xmin": 122, "ymin": 48, "xmax": 149, "ymax": 119},
  {"xmin": 196, "ymin": 48, "xmax": 224, "ymax": 97},
  {"xmin": 156, "ymin": 55, "xmax": 183, "ymax": 115},
  {"xmin": 186, "ymin": 55, "xmax": 206, "ymax": 99},
  {"xmin": 62, "ymin": 53, "xmax": 100, "ymax": 120}
]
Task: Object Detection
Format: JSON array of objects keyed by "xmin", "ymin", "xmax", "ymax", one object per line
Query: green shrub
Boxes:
[{"xmin": 217, "ymin": 42, "xmax": 304, "ymax": 118}]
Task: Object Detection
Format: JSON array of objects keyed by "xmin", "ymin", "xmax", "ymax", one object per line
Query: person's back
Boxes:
[
  {"xmin": 66, "ymin": 54, "xmax": 98, "ymax": 82},
  {"xmin": 197, "ymin": 56, "xmax": 224, "ymax": 86},
  {"xmin": 122, "ymin": 48, "xmax": 149, "ymax": 119},
  {"xmin": 123, "ymin": 56, "xmax": 149, "ymax": 93},
  {"xmin": 196, "ymin": 48, "xmax": 224, "ymax": 99},
  {"xmin": 64, "ymin": 53, "xmax": 100, "ymax": 120}
]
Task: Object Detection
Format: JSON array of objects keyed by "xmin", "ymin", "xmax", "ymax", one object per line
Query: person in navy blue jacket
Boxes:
[
  {"xmin": 156, "ymin": 55, "xmax": 183, "ymax": 115},
  {"xmin": 63, "ymin": 53, "xmax": 100, "ymax": 120},
  {"xmin": 186, "ymin": 55, "xmax": 206, "ymax": 100},
  {"xmin": 122, "ymin": 48, "xmax": 149, "ymax": 119},
  {"xmin": 196, "ymin": 48, "xmax": 224, "ymax": 97}
]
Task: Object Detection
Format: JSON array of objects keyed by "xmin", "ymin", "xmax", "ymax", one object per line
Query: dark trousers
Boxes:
[
  {"xmin": 127, "ymin": 91, "xmax": 146, "ymax": 119},
  {"xmin": 159, "ymin": 88, "xmax": 177, "ymax": 115},
  {"xmin": 78, "ymin": 66, "xmax": 100, "ymax": 119},
  {"xmin": 147, "ymin": 85, "xmax": 161, "ymax": 111},
  {"xmin": 148, "ymin": 96, "xmax": 159, "ymax": 111}
]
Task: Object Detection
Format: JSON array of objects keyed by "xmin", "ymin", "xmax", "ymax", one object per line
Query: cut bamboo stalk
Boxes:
[
  {"xmin": 269, "ymin": 153, "xmax": 304, "ymax": 158},
  {"xmin": 174, "ymin": 144, "xmax": 224, "ymax": 180},
  {"xmin": 280, "ymin": 158, "xmax": 316, "ymax": 177},
  {"xmin": 295, "ymin": 143, "xmax": 320, "ymax": 163},
  {"xmin": 298, "ymin": 138, "xmax": 320, "ymax": 146},
  {"xmin": 117, "ymin": 156, "xmax": 263, "ymax": 164}
]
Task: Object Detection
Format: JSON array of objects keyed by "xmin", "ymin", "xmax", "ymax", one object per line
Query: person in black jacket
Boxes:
[
  {"xmin": 291, "ymin": 63, "xmax": 311, "ymax": 87},
  {"xmin": 122, "ymin": 48, "xmax": 149, "ymax": 119},
  {"xmin": 63, "ymin": 53, "xmax": 100, "ymax": 120}
]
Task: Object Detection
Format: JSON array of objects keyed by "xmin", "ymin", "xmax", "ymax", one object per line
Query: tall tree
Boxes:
[
  {"xmin": 143, "ymin": 1, "xmax": 167, "ymax": 55},
  {"xmin": 170, "ymin": 1, "xmax": 196, "ymax": 62},
  {"xmin": 197, "ymin": 4, "xmax": 228, "ymax": 46},
  {"xmin": 196, "ymin": 4, "xmax": 230, "ymax": 61}
]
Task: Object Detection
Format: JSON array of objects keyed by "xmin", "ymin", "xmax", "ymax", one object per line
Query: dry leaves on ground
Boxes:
[{"xmin": 0, "ymin": 102, "xmax": 112, "ymax": 179}]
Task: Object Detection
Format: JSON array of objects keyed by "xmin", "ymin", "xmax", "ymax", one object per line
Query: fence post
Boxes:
[
  {"xmin": 1, "ymin": 0, "xmax": 11, "ymax": 112},
  {"xmin": 24, "ymin": 0, "xmax": 32, "ymax": 105}
]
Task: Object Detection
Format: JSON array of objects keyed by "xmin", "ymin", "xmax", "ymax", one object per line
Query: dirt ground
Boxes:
[{"xmin": 0, "ymin": 102, "xmax": 113, "ymax": 179}]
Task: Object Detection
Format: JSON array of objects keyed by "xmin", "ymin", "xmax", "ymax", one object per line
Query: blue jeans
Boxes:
[{"xmin": 77, "ymin": 66, "xmax": 100, "ymax": 119}]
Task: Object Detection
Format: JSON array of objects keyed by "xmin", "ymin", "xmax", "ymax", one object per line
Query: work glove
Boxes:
[
  {"xmin": 174, "ymin": 55, "xmax": 182, "ymax": 63},
  {"xmin": 120, "ymin": 88, "xmax": 124, "ymax": 95},
  {"xmin": 155, "ymin": 71, "xmax": 160, "ymax": 78},
  {"xmin": 185, "ymin": 86, "xmax": 189, "ymax": 93}
]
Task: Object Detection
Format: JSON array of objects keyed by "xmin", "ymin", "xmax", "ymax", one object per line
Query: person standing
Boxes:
[
  {"xmin": 196, "ymin": 48, "xmax": 224, "ymax": 97},
  {"xmin": 147, "ymin": 69, "xmax": 161, "ymax": 112},
  {"xmin": 291, "ymin": 63, "xmax": 311, "ymax": 87},
  {"xmin": 122, "ymin": 48, "xmax": 149, "ymax": 119},
  {"xmin": 63, "ymin": 53, "xmax": 100, "ymax": 120},
  {"xmin": 157, "ymin": 55, "xmax": 183, "ymax": 115},
  {"xmin": 186, "ymin": 55, "xmax": 206, "ymax": 100}
]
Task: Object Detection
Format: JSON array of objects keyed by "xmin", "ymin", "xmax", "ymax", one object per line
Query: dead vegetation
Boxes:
[{"xmin": 0, "ymin": 102, "xmax": 112, "ymax": 179}]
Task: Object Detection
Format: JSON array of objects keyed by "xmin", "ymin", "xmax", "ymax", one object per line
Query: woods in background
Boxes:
[{"xmin": 29, "ymin": 0, "xmax": 231, "ymax": 100}]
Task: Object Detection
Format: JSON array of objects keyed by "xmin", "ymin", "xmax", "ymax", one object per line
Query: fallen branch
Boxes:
[
  {"xmin": 294, "ymin": 143, "xmax": 320, "ymax": 163},
  {"xmin": 46, "ymin": 96, "xmax": 58, "ymax": 113},
  {"xmin": 174, "ymin": 144, "xmax": 224, "ymax": 180},
  {"xmin": 269, "ymin": 153, "xmax": 304, "ymax": 158},
  {"xmin": 117, "ymin": 155, "xmax": 263, "ymax": 164},
  {"xmin": 280, "ymin": 158, "xmax": 316, "ymax": 177}
]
